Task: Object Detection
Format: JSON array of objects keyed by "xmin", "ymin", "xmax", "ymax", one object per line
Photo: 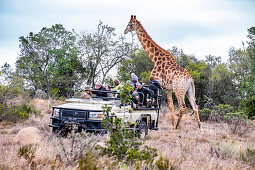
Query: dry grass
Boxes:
[{"xmin": 0, "ymin": 99, "xmax": 255, "ymax": 169}]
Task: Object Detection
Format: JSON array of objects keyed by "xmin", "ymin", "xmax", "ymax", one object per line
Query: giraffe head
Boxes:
[{"xmin": 124, "ymin": 15, "xmax": 137, "ymax": 34}]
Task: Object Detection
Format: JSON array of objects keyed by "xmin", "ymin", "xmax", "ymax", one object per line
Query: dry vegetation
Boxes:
[{"xmin": 0, "ymin": 99, "xmax": 255, "ymax": 169}]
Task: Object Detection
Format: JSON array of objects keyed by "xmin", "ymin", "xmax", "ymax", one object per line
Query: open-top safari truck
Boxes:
[{"xmin": 49, "ymin": 86, "xmax": 163, "ymax": 138}]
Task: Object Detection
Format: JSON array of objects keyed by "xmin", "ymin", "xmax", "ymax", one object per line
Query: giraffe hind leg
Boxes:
[{"xmin": 186, "ymin": 84, "xmax": 201, "ymax": 129}]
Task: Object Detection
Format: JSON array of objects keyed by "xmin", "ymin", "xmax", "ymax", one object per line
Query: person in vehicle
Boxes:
[
  {"xmin": 94, "ymin": 81, "xmax": 108, "ymax": 97},
  {"xmin": 149, "ymin": 76, "xmax": 161, "ymax": 98},
  {"xmin": 130, "ymin": 84, "xmax": 140, "ymax": 107},
  {"xmin": 112, "ymin": 79, "xmax": 122, "ymax": 98},
  {"xmin": 80, "ymin": 86, "xmax": 92, "ymax": 99},
  {"xmin": 131, "ymin": 73, "xmax": 138, "ymax": 86},
  {"xmin": 136, "ymin": 82, "xmax": 152, "ymax": 107},
  {"xmin": 112, "ymin": 79, "xmax": 122, "ymax": 91}
]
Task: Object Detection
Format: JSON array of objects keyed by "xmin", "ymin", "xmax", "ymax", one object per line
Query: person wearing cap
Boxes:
[
  {"xmin": 136, "ymin": 82, "xmax": 152, "ymax": 107},
  {"xmin": 94, "ymin": 81, "xmax": 108, "ymax": 97}
]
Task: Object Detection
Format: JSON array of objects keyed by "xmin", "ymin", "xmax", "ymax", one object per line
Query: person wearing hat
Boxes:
[
  {"xmin": 94, "ymin": 81, "xmax": 108, "ymax": 97},
  {"xmin": 80, "ymin": 86, "xmax": 92, "ymax": 99},
  {"xmin": 131, "ymin": 73, "xmax": 139, "ymax": 86},
  {"xmin": 136, "ymin": 82, "xmax": 153, "ymax": 107}
]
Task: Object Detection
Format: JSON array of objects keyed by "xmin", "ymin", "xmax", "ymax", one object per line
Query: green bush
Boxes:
[
  {"xmin": 240, "ymin": 97, "xmax": 255, "ymax": 118},
  {"xmin": 101, "ymin": 105, "xmax": 158, "ymax": 165},
  {"xmin": 199, "ymin": 108, "xmax": 212, "ymax": 121},
  {"xmin": 209, "ymin": 104, "xmax": 234, "ymax": 122},
  {"xmin": 0, "ymin": 103, "xmax": 39, "ymax": 122},
  {"xmin": 155, "ymin": 155, "xmax": 174, "ymax": 170}
]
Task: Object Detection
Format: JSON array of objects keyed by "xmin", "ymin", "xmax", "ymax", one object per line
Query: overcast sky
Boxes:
[{"xmin": 0, "ymin": 0, "xmax": 255, "ymax": 68}]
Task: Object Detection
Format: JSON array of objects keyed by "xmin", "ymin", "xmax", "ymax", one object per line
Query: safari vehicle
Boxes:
[{"xmin": 49, "ymin": 87, "xmax": 163, "ymax": 138}]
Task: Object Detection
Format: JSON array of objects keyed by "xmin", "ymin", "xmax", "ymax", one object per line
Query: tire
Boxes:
[
  {"xmin": 52, "ymin": 127, "xmax": 58, "ymax": 134},
  {"xmin": 138, "ymin": 121, "xmax": 148, "ymax": 139}
]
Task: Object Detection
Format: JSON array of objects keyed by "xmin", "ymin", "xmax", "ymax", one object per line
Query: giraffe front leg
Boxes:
[{"xmin": 165, "ymin": 91, "xmax": 175, "ymax": 129}]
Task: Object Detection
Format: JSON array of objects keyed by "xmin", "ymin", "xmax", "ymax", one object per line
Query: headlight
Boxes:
[
  {"xmin": 90, "ymin": 112, "xmax": 104, "ymax": 118},
  {"xmin": 53, "ymin": 108, "xmax": 60, "ymax": 117}
]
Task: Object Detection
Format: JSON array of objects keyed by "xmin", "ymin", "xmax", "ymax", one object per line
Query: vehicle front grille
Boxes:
[{"xmin": 61, "ymin": 109, "xmax": 87, "ymax": 119}]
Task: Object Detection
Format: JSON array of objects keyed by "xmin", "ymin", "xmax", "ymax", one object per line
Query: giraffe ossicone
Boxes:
[{"xmin": 124, "ymin": 15, "xmax": 201, "ymax": 129}]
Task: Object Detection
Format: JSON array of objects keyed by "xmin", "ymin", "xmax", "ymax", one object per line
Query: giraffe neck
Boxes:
[{"xmin": 135, "ymin": 21, "xmax": 176, "ymax": 64}]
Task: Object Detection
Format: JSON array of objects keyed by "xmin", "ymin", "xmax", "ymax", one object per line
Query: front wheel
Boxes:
[{"xmin": 138, "ymin": 121, "xmax": 148, "ymax": 139}]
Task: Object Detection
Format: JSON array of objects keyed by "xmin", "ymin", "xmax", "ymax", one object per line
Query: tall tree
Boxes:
[
  {"xmin": 16, "ymin": 24, "xmax": 86, "ymax": 97},
  {"xmin": 77, "ymin": 21, "xmax": 132, "ymax": 86},
  {"xmin": 239, "ymin": 27, "xmax": 255, "ymax": 118}
]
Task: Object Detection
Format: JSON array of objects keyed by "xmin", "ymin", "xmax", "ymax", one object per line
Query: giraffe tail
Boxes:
[{"xmin": 186, "ymin": 80, "xmax": 198, "ymax": 110}]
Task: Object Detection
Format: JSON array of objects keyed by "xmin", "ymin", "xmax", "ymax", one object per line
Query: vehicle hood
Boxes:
[{"xmin": 53, "ymin": 98, "xmax": 123, "ymax": 111}]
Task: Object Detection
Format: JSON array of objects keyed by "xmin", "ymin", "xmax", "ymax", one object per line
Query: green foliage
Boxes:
[
  {"xmin": 209, "ymin": 104, "xmax": 234, "ymax": 122},
  {"xmin": 16, "ymin": 24, "xmax": 86, "ymax": 98},
  {"xmin": 117, "ymin": 49, "xmax": 153, "ymax": 82},
  {"xmin": 0, "ymin": 64, "xmax": 24, "ymax": 104},
  {"xmin": 18, "ymin": 144, "xmax": 37, "ymax": 169},
  {"xmin": 155, "ymin": 155, "xmax": 173, "ymax": 170},
  {"xmin": 240, "ymin": 96, "xmax": 255, "ymax": 118},
  {"xmin": 18, "ymin": 144, "xmax": 36, "ymax": 161},
  {"xmin": 0, "ymin": 103, "xmax": 39, "ymax": 122},
  {"xmin": 239, "ymin": 146, "xmax": 255, "ymax": 166},
  {"xmin": 237, "ymin": 27, "xmax": 255, "ymax": 117},
  {"xmin": 209, "ymin": 64, "xmax": 237, "ymax": 106},
  {"xmin": 101, "ymin": 105, "xmax": 158, "ymax": 164},
  {"xmin": 199, "ymin": 108, "xmax": 212, "ymax": 121},
  {"xmin": 120, "ymin": 83, "xmax": 132, "ymax": 104}
]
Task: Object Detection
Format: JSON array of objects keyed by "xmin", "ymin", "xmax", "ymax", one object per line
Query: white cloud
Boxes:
[{"xmin": 0, "ymin": 0, "xmax": 254, "ymax": 68}]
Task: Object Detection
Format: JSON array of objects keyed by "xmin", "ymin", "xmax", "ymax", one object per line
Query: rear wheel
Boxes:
[{"xmin": 138, "ymin": 121, "xmax": 148, "ymax": 139}]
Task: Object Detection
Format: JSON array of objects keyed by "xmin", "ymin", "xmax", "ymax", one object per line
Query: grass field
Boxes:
[{"xmin": 0, "ymin": 99, "xmax": 255, "ymax": 169}]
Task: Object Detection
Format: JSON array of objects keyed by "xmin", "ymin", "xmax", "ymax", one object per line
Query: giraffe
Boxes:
[{"xmin": 124, "ymin": 15, "xmax": 201, "ymax": 129}]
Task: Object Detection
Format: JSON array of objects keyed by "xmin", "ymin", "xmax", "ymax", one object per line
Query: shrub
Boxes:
[
  {"xmin": 240, "ymin": 96, "xmax": 255, "ymax": 118},
  {"xmin": 53, "ymin": 131, "xmax": 101, "ymax": 165},
  {"xmin": 224, "ymin": 112, "xmax": 253, "ymax": 137},
  {"xmin": 239, "ymin": 146, "xmax": 255, "ymax": 166},
  {"xmin": 210, "ymin": 139, "xmax": 239, "ymax": 159},
  {"xmin": 155, "ymin": 155, "xmax": 174, "ymax": 170},
  {"xmin": 18, "ymin": 144, "xmax": 37, "ymax": 169},
  {"xmin": 0, "ymin": 103, "xmax": 39, "ymax": 122},
  {"xmin": 101, "ymin": 105, "xmax": 158, "ymax": 165},
  {"xmin": 209, "ymin": 104, "xmax": 234, "ymax": 122},
  {"xmin": 199, "ymin": 108, "xmax": 212, "ymax": 121}
]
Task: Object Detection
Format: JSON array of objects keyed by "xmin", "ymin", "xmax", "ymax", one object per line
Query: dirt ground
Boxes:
[{"xmin": 0, "ymin": 99, "xmax": 255, "ymax": 169}]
